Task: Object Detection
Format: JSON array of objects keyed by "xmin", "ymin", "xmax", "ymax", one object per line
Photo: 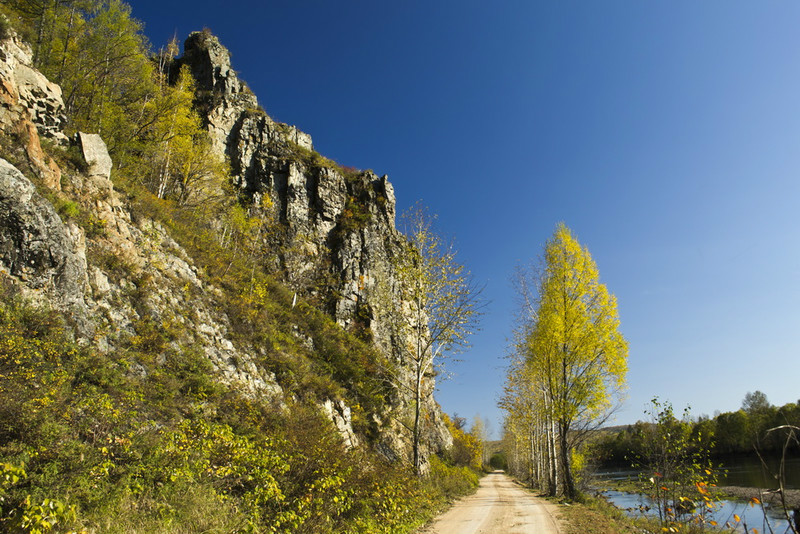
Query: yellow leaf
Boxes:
[
  {"xmin": 710, "ymin": 521, "xmax": 718, "ymax": 526},
  {"xmin": 734, "ymin": 514, "xmax": 741, "ymax": 522}
]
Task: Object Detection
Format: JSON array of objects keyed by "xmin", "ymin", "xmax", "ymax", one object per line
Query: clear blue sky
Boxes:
[{"xmin": 132, "ymin": 1, "xmax": 800, "ymax": 437}]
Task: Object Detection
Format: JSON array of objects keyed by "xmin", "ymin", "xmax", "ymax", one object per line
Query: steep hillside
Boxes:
[
  {"xmin": 0, "ymin": 6, "xmax": 478, "ymax": 533},
  {"xmin": 174, "ymin": 30, "xmax": 452, "ymax": 461}
]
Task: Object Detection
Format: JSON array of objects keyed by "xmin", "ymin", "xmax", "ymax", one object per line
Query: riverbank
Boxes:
[
  {"xmin": 558, "ymin": 494, "xmax": 639, "ymax": 534},
  {"xmin": 718, "ymin": 486, "xmax": 800, "ymax": 510}
]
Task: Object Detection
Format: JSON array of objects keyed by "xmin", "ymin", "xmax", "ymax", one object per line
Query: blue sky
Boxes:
[{"xmin": 132, "ymin": 1, "xmax": 800, "ymax": 436}]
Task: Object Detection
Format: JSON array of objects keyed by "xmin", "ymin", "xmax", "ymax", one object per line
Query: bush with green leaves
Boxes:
[{"xmin": 630, "ymin": 399, "xmax": 721, "ymax": 532}]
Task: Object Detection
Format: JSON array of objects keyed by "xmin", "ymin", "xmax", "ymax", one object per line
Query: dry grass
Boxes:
[{"xmin": 558, "ymin": 495, "xmax": 641, "ymax": 534}]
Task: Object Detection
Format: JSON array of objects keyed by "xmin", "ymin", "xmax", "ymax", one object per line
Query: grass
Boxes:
[{"xmin": 559, "ymin": 493, "xmax": 641, "ymax": 534}]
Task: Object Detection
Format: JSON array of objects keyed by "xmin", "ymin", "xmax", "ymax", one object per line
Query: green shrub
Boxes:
[
  {"xmin": 0, "ymin": 14, "xmax": 10, "ymax": 41},
  {"xmin": 426, "ymin": 455, "xmax": 480, "ymax": 501}
]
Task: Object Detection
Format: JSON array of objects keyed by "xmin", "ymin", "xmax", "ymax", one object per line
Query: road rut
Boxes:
[{"xmin": 419, "ymin": 472, "xmax": 562, "ymax": 534}]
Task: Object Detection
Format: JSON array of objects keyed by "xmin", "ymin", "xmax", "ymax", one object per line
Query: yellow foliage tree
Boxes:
[
  {"xmin": 134, "ymin": 64, "xmax": 227, "ymax": 204},
  {"xmin": 395, "ymin": 205, "xmax": 483, "ymax": 475},
  {"xmin": 504, "ymin": 223, "xmax": 627, "ymax": 499},
  {"xmin": 442, "ymin": 414, "xmax": 483, "ymax": 470}
]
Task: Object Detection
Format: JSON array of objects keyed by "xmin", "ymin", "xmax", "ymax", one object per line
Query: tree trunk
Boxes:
[
  {"xmin": 559, "ymin": 421, "xmax": 576, "ymax": 500},
  {"xmin": 549, "ymin": 419, "xmax": 558, "ymax": 495},
  {"xmin": 412, "ymin": 359, "xmax": 422, "ymax": 475},
  {"xmin": 56, "ymin": 3, "xmax": 76, "ymax": 84}
]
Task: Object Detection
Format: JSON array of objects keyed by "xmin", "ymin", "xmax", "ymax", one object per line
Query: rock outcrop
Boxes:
[
  {"xmin": 0, "ymin": 27, "xmax": 452, "ymax": 467},
  {"xmin": 0, "ymin": 34, "xmax": 66, "ymax": 142},
  {"xmin": 0, "ymin": 31, "xmax": 282, "ymax": 397},
  {"xmin": 0, "ymin": 158, "xmax": 87, "ymax": 328},
  {"xmin": 179, "ymin": 31, "xmax": 452, "ymax": 464},
  {"xmin": 0, "ymin": 34, "xmax": 66, "ymax": 190}
]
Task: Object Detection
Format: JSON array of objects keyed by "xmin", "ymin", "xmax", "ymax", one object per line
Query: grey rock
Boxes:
[
  {"xmin": 182, "ymin": 31, "xmax": 251, "ymax": 97},
  {"xmin": 0, "ymin": 158, "xmax": 88, "ymax": 331},
  {"xmin": 0, "ymin": 34, "xmax": 67, "ymax": 142},
  {"xmin": 179, "ymin": 31, "xmax": 452, "ymax": 461},
  {"xmin": 77, "ymin": 132, "xmax": 113, "ymax": 179},
  {"xmin": 321, "ymin": 398, "xmax": 360, "ymax": 450}
]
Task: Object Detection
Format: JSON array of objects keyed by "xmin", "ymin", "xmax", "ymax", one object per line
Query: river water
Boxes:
[
  {"xmin": 601, "ymin": 489, "xmax": 794, "ymax": 534},
  {"xmin": 594, "ymin": 456, "xmax": 800, "ymax": 533}
]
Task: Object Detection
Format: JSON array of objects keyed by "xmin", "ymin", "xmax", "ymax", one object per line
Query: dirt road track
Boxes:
[{"xmin": 418, "ymin": 472, "xmax": 562, "ymax": 534}]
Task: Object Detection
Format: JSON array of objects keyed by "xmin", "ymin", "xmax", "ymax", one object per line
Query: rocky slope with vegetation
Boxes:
[{"xmin": 0, "ymin": 1, "xmax": 478, "ymax": 532}]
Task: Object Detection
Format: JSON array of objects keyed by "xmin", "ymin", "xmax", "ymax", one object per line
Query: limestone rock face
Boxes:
[
  {"xmin": 0, "ymin": 39, "xmax": 282, "ymax": 398},
  {"xmin": 0, "ymin": 34, "xmax": 66, "ymax": 142},
  {"xmin": 0, "ymin": 34, "xmax": 65, "ymax": 190},
  {"xmin": 321, "ymin": 398, "xmax": 359, "ymax": 450},
  {"xmin": 0, "ymin": 158, "xmax": 88, "ymax": 328},
  {"xmin": 66, "ymin": 132, "xmax": 282, "ymax": 397},
  {"xmin": 0, "ymin": 26, "xmax": 452, "ymax": 466},
  {"xmin": 180, "ymin": 32, "xmax": 453, "ymax": 463}
]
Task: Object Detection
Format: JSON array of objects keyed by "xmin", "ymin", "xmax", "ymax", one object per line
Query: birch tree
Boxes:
[
  {"xmin": 396, "ymin": 205, "xmax": 483, "ymax": 474},
  {"xmin": 502, "ymin": 223, "xmax": 627, "ymax": 499}
]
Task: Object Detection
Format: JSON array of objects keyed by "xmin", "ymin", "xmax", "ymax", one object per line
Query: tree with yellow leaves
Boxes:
[
  {"xmin": 505, "ymin": 223, "xmax": 627, "ymax": 499},
  {"xmin": 395, "ymin": 205, "xmax": 483, "ymax": 475}
]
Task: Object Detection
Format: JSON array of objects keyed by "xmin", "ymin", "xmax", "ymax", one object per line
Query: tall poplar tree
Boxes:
[{"xmin": 504, "ymin": 223, "xmax": 627, "ymax": 499}]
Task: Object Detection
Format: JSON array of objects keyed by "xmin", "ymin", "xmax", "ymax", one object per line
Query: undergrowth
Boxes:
[
  {"xmin": 0, "ymin": 293, "xmax": 479, "ymax": 533},
  {"xmin": 560, "ymin": 493, "xmax": 641, "ymax": 534}
]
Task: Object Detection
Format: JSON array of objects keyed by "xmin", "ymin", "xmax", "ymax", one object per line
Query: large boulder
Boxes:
[{"xmin": 0, "ymin": 158, "xmax": 88, "ymax": 330}]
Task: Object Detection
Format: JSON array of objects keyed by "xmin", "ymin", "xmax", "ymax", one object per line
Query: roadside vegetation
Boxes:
[
  {"xmin": 500, "ymin": 223, "xmax": 628, "ymax": 500},
  {"xmin": 0, "ymin": 294, "xmax": 480, "ymax": 533},
  {"xmin": 0, "ymin": 0, "xmax": 484, "ymax": 532},
  {"xmin": 559, "ymin": 493, "xmax": 640, "ymax": 534}
]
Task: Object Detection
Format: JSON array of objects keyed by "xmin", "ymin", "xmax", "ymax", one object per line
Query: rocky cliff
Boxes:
[
  {"xmin": 0, "ymin": 29, "xmax": 450, "ymax": 468},
  {"xmin": 177, "ymin": 30, "xmax": 452, "ymax": 463}
]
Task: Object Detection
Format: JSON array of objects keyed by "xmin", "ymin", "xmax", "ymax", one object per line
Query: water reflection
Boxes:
[
  {"xmin": 719, "ymin": 457, "xmax": 800, "ymax": 489},
  {"xmin": 595, "ymin": 457, "xmax": 800, "ymax": 533},
  {"xmin": 601, "ymin": 490, "xmax": 794, "ymax": 534}
]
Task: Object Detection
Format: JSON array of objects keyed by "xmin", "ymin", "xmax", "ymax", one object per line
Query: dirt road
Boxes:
[{"xmin": 418, "ymin": 472, "xmax": 562, "ymax": 534}]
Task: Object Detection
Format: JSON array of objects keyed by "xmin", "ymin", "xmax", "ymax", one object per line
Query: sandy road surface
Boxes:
[{"xmin": 418, "ymin": 472, "xmax": 562, "ymax": 534}]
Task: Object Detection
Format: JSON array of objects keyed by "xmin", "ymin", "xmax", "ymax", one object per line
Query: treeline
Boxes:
[{"xmin": 589, "ymin": 391, "xmax": 800, "ymax": 466}]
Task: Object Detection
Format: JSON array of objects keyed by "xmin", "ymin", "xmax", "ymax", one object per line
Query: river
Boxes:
[{"xmin": 594, "ymin": 456, "xmax": 800, "ymax": 533}]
